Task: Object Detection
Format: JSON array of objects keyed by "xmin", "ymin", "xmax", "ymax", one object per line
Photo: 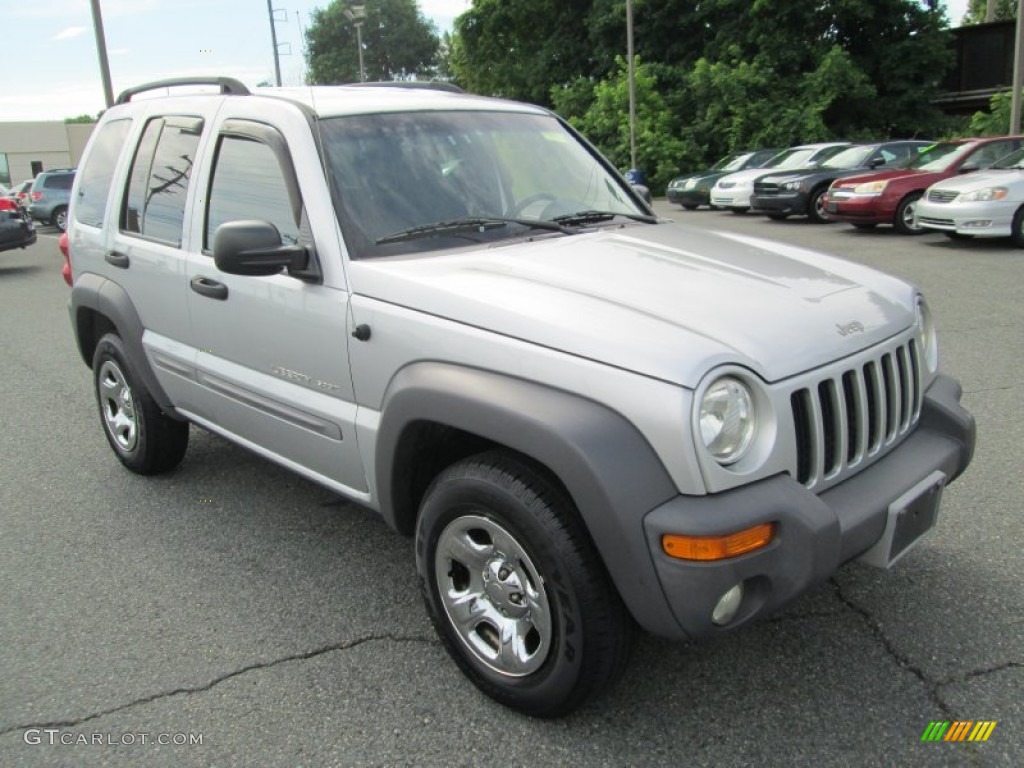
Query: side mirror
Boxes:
[
  {"xmin": 213, "ymin": 220, "xmax": 309, "ymax": 277},
  {"xmin": 867, "ymin": 157, "xmax": 886, "ymax": 168},
  {"xmin": 958, "ymin": 162, "xmax": 979, "ymax": 174}
]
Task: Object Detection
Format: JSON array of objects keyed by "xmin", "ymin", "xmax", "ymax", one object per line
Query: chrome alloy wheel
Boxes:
[
  {"xmin": 434, "ymin": 514, "xmax": 552, "ymax": 677},
  {"xmin": 98, "ymin": 360, "xmax": 138, "ymax": 452},
  {"xmin": 901, "ymin": 199, "xmax": 921, "ymax": 231}
]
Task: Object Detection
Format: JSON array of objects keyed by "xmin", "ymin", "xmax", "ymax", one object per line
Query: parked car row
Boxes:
[{"xmin": 668, "ymin": 135, "xmax": 1024, "ymax": 243}]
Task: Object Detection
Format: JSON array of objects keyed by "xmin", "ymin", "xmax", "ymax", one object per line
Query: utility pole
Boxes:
[
  {"xmin": 89, "ymin": 0, "xmax": 114, "ymax": 108},
  {"xmin": 626, "ymin": 0, "xmax": 637, "ymax": 170},
  {"xmin": 1012, "ymin": 0, "xmax": 1024, "ymax": 133},
  {"xmin": 267, "ymin": 0, "xmax": 282, "ymax": 86}
]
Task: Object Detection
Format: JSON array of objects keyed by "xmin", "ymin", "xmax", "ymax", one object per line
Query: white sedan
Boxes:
[
  {"xmin": 915, "ymin": 149, "xmax": 1024, "ymax": 243},
  {"xmin": 710, "ymin": 142, "xmax": 848, "ymax": 213}
]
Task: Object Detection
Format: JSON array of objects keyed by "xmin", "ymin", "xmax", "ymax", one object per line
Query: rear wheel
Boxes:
[
  {"xmin": 416, "ymin": 451, "xmax": 633, "ymax": 717},
  {"xmin": 93, "ymin": 333, "xmax": 189, "ymax": 474},
  {"xmin": 52, "ymin": 206, "xmax": 68, "ymax": 232},
  {"xmin": 682, "ymin": 204, "xmax": 699, "ymax": 211},
  {"xmin": 893, "ymin": 192, "xmax": 925, "ymax": 235}
]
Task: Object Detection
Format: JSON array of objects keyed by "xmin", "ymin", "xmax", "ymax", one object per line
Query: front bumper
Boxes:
[
  {"xmin": 641, "ymin": 374, "xmax": 974, "ymax": 641},
  {"xmin": 750, "ymin": 191, "xmax": 808, "ymax": 215},
  {"xmin": 710, "ymin": 188, "xmax": 753, "ymax": 209},
  {"xmin": 822, "ymin": 193, "xmax": 896, "ymax": 225},
  {"xmin": 668, "ymin": 187, "xmax": 711, "ymax": 207},
  {"xmin": 915, "ymin": 199, "xmax": 1017, "ymax": 238}
]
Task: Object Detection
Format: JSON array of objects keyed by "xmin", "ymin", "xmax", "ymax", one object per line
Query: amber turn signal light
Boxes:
[{"xmin": 662, "ymin": 523, "xmax": 776, "ymax": 561}]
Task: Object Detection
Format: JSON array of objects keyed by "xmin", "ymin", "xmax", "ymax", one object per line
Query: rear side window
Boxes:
[
  {"xmin": 76, "ymin": 119, "xmax": 131, "ymax": 227},
  {"xmin": 204, "ymin": 134, "xmax": 300, "ymax": 250},
  {"xmin": 122, "ymin": 115, "xmax": 204, "ymax": 246}
]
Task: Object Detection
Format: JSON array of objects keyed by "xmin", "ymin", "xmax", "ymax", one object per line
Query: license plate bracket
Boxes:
[{"xmin": 858, "ymin": 471, "xmax": 946, "ymax": 569}]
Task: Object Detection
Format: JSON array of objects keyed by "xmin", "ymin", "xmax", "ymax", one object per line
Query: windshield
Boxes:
[
  {"xmin": 820, "ymin": 145, "xmax": 874, "ymax": 170},
  {"xmin": 992, "ymin": 147, "xmax": 1024, "ymax": 169},
  {"xmin": 908, "ymin": 142, "xmax": 970, "ymax": 172},
  {"xmin": 721, "ymin": 152, "xmax": 755, "ymax": 171},
  {"xmin": 767, "ymin": 148, "xmax": 818, "ymax": 170},
  {"xmin": 318, "ymin": 111, "xmax": 645, "ymax": 258}
]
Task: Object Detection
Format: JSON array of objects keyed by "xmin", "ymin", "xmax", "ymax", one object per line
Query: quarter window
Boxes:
[
  {"xmin": 76, "ymin": 119, "xmax": 132, "ymax": 228},
  {"xmin": 205, "ymin": 135, "xmax": 300, "ymax": 251},
  {"xmin": 122, "ymin": 116, "xmax": 204, "ymax": 246}
]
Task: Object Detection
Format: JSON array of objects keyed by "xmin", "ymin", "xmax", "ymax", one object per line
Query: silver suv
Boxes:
[
  {"xmin": 65, "ymin": 77, "xmax": 975, "ymax": 717},
  {"xmin": 28, "ymin": 168, "xmax": 75, "ymax": 231}
]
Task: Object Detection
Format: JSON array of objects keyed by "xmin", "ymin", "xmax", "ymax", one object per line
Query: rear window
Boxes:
[
  {"xmin": 44, "ymin": 174, "xmax": 74, "ymax": 190},
  {"xmin": 75, "ymin": 120, "xmax": 132, "ymax": 228}
]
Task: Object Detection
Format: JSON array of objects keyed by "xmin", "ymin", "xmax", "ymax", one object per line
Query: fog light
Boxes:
[
  {"xmin": 963, "ymin": 220, "xmax": 992, "ymax": 228},
  {"xmin": 712, "ymin": 584, "xmax": 744, "ymax": 626}
]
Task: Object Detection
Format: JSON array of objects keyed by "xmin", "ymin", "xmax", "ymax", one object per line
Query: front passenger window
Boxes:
[{"xmin": 205, "ymin": 135, "xmax": 299, "ymax": 251}]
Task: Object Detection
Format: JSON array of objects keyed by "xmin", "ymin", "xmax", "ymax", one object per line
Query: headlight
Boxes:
[
  {"xmin": 684, "ymin": 178, "xmax": 698, "ymax": 190},
  {"xmin": 699, "ymin": 377, "xmax": 757, "ymax": 465},
  {"xmin": 782, "ymin": 181, "xmax": 802, "ymax": 191},
  {"xmin": 853, "ymin": 180, "xmax": 888, "ymax": 195},
  {"xmin": 916, "ymin": 297, "xmax": 939, "ymax": 373},
  {"xmin": 958, "ymin": 186, "xmax": 1008, "ymax": 202}
]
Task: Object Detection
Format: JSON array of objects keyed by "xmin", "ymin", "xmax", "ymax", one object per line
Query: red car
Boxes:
[{"xmin": 822, "ymin": 136, "xmax": 1024, "ymax": 233}]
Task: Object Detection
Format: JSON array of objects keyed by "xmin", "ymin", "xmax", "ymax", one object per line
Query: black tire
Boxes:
[
  {"xmin": 52, "ymin": 206, "xmax": 68, "ymax": 233},
  {"xmin": 682, "ymin": 203, "xmax": 699, "ymax": 211},
  {"xmin": 416, "ymin": 451, "xmax": 633, "ymax": 718},
  {"xmin": 92, "ymin": 333, "xmax": 188, "ymax": 474},
  {"xmin": 806, "ymin": 187, "xmax": 829, "ymax": 224},
  {"xmin": 767, "ymin": 213, "xmax": 788, "ymax": 221},
  {"xmin": 852, "ymin": 222, "xmax": 877, "ymax": 230},
  {"xmin": 893, "ymin": 192, "xmax": 924, "ymax": 235},
  {"xmin": 1010, "ymin": 207, "xmax": 1024, "ymax": 247}
]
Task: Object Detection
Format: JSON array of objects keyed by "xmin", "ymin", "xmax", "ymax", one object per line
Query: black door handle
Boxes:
[
  {"xmin": 105, "ymin": 251, "xmax": 129, "ymax": 268},
  {"xmin": 190, "ymin": 275, "xmax": 228, "ymax": 300}
]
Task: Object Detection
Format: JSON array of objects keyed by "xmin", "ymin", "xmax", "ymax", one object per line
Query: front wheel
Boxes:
[
  {"xmin": 807, "ymin": 187, "xmax": 829, "ymax": 224},
  {"xmin": 416, "ymin": 451, "xmax": 633, "ymax": 718},
  {"xmin": 681, "ymin": 203, "xmax": 699, "ymax": 211},
  {"xmin": 1010, "ymin": 206, "xmax": 1024, "ymax": 247},
  {"xmin": 893, "ymin": 192, "xmax": 925, "ymax": 235},
  {"xmin": 93, "ymin": 333, "xmax": 189, "ymax": 474}
]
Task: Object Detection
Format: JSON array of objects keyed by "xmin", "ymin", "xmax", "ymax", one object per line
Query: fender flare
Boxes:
[
  {"xmin": 70, "ymin": 273, "xmax": 176, "ymax": 412},
  {"xmin": 375, "ymin": 362, "xmax": 684, "ymax": 636}
]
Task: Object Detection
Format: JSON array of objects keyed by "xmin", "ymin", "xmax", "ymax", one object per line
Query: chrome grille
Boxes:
[
  {"xmin": 927, "ymin": 189, "xmax": 958, "ymax": 203},
  {"xmin": 790, "ymin": 337, "xmax": 922, "ymax": 490},
  {"xmin": 754, "ymin": 182, "xmax": 781, "ymax": 196}
]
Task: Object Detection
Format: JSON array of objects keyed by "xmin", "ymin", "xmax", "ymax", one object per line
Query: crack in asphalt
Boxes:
[
  {"xmin": 962, "ymin": 385, "xmax": 1018, "ymax": 394},
  {"xmin": 0, "ymin": 632, "xmax": 436, "ymax": 737},
  {"xmin": 829, "ymin": 578, "xmax": 953, "ymax": 718},
  {"xmin": 938, "ymin": 660, "xmax": 1023, "ymax": 688},
  {"xmin": 768, "ymin": 610, "xmax": 843, "ymax": 623}
]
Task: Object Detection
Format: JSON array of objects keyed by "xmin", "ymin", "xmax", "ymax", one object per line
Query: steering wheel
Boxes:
[{"xmin": 508, "ymin": 193, "xmax": 558, "ymax": 218}]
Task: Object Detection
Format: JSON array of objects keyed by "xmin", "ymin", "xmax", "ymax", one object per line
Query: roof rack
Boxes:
[
  {"xmin": 115, "ymin": 77, "xmax": 250, "ymax": 105},
  {"xmin": 343, "ymin": 81, "xmax": 464, "ymax": 94}
]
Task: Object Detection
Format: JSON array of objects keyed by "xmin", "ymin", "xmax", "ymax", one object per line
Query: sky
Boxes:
[
  {"xmin": 2, "ymin": 0, "xmax": 470, "ymax": 121},
  {"xmin": 2, "ymin": 0, "xmax": 971, "ymax": 122}
]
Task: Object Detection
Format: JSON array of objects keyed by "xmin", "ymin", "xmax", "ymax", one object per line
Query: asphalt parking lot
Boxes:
[{"xmin": 1, "ymin": 211, "xmax": 1020, "ymax": 767}]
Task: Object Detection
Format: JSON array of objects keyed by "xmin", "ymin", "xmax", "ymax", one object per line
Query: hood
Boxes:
[
  {"xmin": 762, "ymin": 166, "xmax": 886, "ymax": 185},
  {"xmin": 928, "ymin": 168, "xmax": 1024, "ymax": 193},
  {"xmin": 714, "ymin": 168, "xmax": 776, "ymax": 187},
  {"xmin": 832, "ymin": 167, "xmax": 935, "ymax": 188},
  {"xmin": 350, "ymin": 224, "xmax": 916, "ymax": 388}
]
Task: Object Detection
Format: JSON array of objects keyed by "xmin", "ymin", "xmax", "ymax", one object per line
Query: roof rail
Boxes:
[
  {"xmin": 343, "ymin": 81, "xmax": 465, "ymax": 94},
  {"xmin": 115, "ymin": 77, "xmax": 251, "ymax": 105}
]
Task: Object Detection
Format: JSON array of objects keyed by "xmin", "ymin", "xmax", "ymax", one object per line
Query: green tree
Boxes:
[
  {"xmin": 962, "ymin": 0, "xmax": 1016, "ymax": 24},
  {"xmin": 555, "ymin": 57, "xmax": 687, "ymax": 192},
  {"xmin": 64, "ymin": 114, "xmax": 98, "ymax": 124},
  {"xmin": 306, "ymin": 0, "xmax": 440, "ymax": 83},
  {"xmin": 968, "ymin": 88, "xmax": 1018, "ymax": 134}
]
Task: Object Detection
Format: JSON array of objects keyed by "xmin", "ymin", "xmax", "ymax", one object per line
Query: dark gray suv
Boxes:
[{"xmin": 28, "ymin": 168, "xmax": 75, "ymax": 232}]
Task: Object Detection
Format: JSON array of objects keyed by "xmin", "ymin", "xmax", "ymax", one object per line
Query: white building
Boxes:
[{"xmin": 0, "ymin": 122, "xmax": 95, "ymax": 188}]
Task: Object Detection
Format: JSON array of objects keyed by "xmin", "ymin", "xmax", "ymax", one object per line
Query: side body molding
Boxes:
[
  {"xmin": 69, "ymin": 272, "xmax": 177, "ymax": 414},
  {"xmin": 375, "ymin": 362, "xmax": 684, "ymax": 637}
]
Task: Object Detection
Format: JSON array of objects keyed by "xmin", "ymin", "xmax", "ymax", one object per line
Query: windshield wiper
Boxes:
[
  {"xmin": 376, "ymin": 216, "xmax": 576, "ymax": 245},
  {"xmin": 551, "ymin": 210, "xmax": 658, "ymax": 226}
]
